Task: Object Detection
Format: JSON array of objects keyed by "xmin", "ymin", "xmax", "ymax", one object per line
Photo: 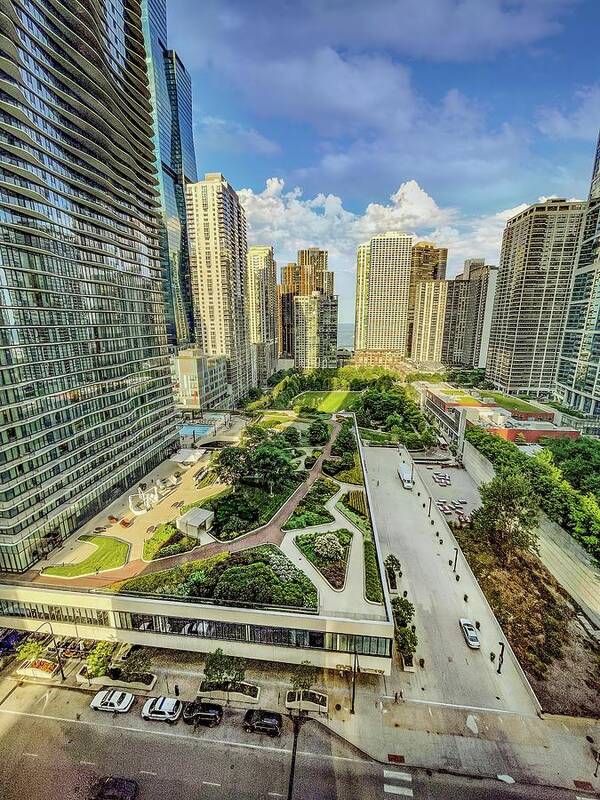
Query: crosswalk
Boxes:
[{"xmin": 383, "ymin": 768, "xmax": 414, "ymax": 797}]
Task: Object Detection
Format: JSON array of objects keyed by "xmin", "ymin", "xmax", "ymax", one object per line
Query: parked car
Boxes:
[
  {"xmin": 182, "ymin": 700, "xmax": 223, "ymax": 727},
  {"xmin": 243, "ymin": 709, "xmax": 283, "ymax": 737},
  {"xmin": 90, "ymin": 690, "xmax": 135, "ymax": 713},
  {"xmin": 92, "ymin": 777, "xmax": 138, "ymax": 800},
  {"xmin": 459, "ymin": 618, "xmax": 480, "ymax": 649},
  {"xmin": 141, "ymin": 696, "xmax": 182, "ymax": 723},
  {"xmin": 119, "ymin": 518, "xmax": 133, "ymax": 528}
]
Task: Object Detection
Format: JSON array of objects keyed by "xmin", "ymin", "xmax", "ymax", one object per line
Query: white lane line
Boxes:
[
  {"xmin": 79, "ymin": 760, "xmax": 95, "ymax": 766},
  {"xmin": 22, "ymin": 753, "xmax": 38, "ymax": 758},
  {"xmin": 0, "ymin": 707, "xmax": 370, "ymax": 765},
  {"xmin": 383, "ymin": 770, "xmax": 412, "ymax": 782},
  {"xmin": 267, "ymin": 793, "xmax": 284, "ymax": 797},
  {"xmin": 202, "ymin": 781, "xmax": 221, "ymax": 787},
  {"xmin": 140, "ymin": 770, "xmax": 157, "ymax": 776},
  {"xmin": 384, "ymin": 786, "xmax": 413, "ymax": 797}
]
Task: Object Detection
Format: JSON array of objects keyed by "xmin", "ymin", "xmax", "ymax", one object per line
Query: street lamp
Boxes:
[
  {"xmin": 33, "ymin": 620, "xmax": 65, "ymax": 681},
  {"xmin": 427, "ymin": 496, "xmax": 432, "ymax": 517},
  {"xmin": 452, "ymin": 547, "xmax": 458, "ymax": 572},
  {"xmin": 497, "ymin": 641, "xmax": 505, "ymax": 675}
]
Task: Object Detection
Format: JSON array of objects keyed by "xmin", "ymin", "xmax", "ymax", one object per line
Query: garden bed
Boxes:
[
  {"xmin": 337, "ymin": 490, "xmax": 383, "ymax": 603},
  {"xmin": 143, "ymin": 523, "xmax": 197, "ymax": 561},
  {"xmin": 294, "ymin": 529, "xmax": 353, "ymax": 589},
  {"xmin": 198, "ymin": 680, "xmax": 260, "ymax": 703},
  {"xmin": 75, "ymin": 665, "xmax": 157, "ymax": 691},
  {"xmin": 283, "ymin": 477, "xmax": 338, "ymax": 529}
]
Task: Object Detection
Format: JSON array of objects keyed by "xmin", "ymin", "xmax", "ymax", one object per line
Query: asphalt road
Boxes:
[
  {"xmin": 363, "ymin": 446, "xmax": 538, "ymax": 715},
  {"xmin": 0, "ymin": 681, "xmax": 590, "ymax": 800}
]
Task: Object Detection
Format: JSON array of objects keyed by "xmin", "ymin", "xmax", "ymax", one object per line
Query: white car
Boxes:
[
  {"xmin": 141, "ymin": 696, "xmax": 182, "ymax": 724},
  {"xmin": 90, "ymin": 689, "xmax": 135, "ymax": 713},
  {"xmin": 459, "ymin": 618, "xmax": 480, "ymax": 649}
]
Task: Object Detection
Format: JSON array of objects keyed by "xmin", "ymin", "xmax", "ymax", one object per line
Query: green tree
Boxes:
[
  {"xmin": 250, "ymin": 442, "xmax": 295, "ymax": 494},
  {"xmin": 15, "ymin": 640, "xmax": 44, "ymax": 663},
  {"xmin": 243, "ymin": 425, "xmax": 269, "ymax": 448},
  {"xmin": 213, "ymin": 446, "xmax": 248, "ymax": 487},
  {"xmin": 290, "ymin": 660, "xmax": 318, "ymax": 692},
  {"xmin": 391, "ymin": 596, "xmax": 414, "ymax": 627},
  {"xmin": 204, "ymin": 647, "xmax": 246, "ymax": 684},
  {"xmin": 472, "ymin": 470, "xmax": 539, "ymax": 564},
  {"xmin": 282, "ymin": 426, "xmax": 301, "ymax": 447},
  {"xmin": 308, "ymin": 419, "xmax": 329, "ymax": 445},
  {"xmin": 119, "ymin": 649, "xmax": 152, "ymax": 683},
  {"xmin": 85, "ymin": 641, "xmax": 114, "ymax": 678},
  {"xmin": 395, "ymin": 627, "xmax": 418, "ymax": 657}
]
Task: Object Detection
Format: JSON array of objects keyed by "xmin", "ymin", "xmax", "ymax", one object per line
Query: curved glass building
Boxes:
[{"xmin": 0, "ymin": 0, "xmax": 177, "ymax": 571}]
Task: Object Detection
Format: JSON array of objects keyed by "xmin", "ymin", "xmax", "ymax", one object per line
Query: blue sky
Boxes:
[{"xmin": 168, "ymin": 0, "xmax": 600, "ymax": 321}]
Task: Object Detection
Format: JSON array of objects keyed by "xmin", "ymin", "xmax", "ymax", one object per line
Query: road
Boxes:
[
  {"xmin": 0, "ymin": 680, "xmax": 590, "ymax": 800},
  {"xmin": 363, "ymin": 446, "xmax": 538, "ymax": 715}
]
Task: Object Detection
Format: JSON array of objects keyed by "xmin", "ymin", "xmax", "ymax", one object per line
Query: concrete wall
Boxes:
[{"xmin": 462, "ymin": 440, "xmax": 495, "ymax": 484}]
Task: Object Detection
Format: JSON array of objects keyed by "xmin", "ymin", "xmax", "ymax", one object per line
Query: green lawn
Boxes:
[
  {"xmin": 292, "ymin": 391, "xmax": 359, "ymax": 413},
  {"xmin": 479, "ymin": 391, "xmax": 540, "ymax": 414},
  {"xmin": 255, "ymin": 412, "xmax": 295, "ymax": 429},
  {"xmin": 43, "ymin": 535, "xmax": 129, "ymax": 578}
]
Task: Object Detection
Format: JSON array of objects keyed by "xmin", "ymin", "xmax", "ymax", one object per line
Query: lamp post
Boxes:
[
  {"xmin": 452, "ymin": 547, "xmax": 458, "ymax": 572},
  {"xmin": 33, "ymin": 620, "xmax": 65, "ymax": 681},
  {"xmin": 428, "ymin": 496, "xmax": 432, "ymax": 517},
  {"xmin": 497, "ymin": 641, "xmax": 505, "ymax": 675},
  {"xmin": 350, "ymin": 645, "xmax": 360, "ymax": 715}
]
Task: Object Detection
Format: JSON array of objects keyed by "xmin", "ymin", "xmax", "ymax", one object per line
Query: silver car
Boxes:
[
  {"xmin": 90, "ymin": 689, "xmax": 135, "ymax": 713},
  {"xmin": 459, "ymin": 618, "xmax": 480, "ymax": 649}
]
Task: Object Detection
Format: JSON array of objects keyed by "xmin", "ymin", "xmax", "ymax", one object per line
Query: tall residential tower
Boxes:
[
  {"xmin": 248, "ymin": 246, "xmax": 278, "ymax": 385},
  {"xmin": 407, "ymin": 242, "xmax": 447, "ymax": 356}
]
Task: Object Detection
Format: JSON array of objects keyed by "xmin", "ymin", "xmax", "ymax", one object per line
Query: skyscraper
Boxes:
[
  {"xmin": 297, "ymin": 248, "xmax": 334, "ymax": 295},
  {"xmin": 248, "ymin": 246, "xmax": 278, "ymax": 385},
  {"xmin": 0, "ymin": 0, "xmax": 177, "ymax": 572},
  {"xmin": 557, "ymin": 132, "xmax": 600, "ymax": 416},
  {"xmin": 354, "ymin": 232, "xmax": 413, "ymax": 354},
  {"xmin": 486, "ymin": 199, "xmax": 586, "ymax": 396},
  {"xmin": 407, "ymin": 242, "xmax": 447, "ymax": 355},
  {"xmin": 294, "ymin": 293, "xmax": 339, "ymax": 369},
  {"xmin": 411, "ymin": 280, "xmax": 448, "ymax": 364},
  {"xmin": 186, "ymin": 174, "xmax": 252, "ymax": 402},
  {"xmin": 142, "ymin": 0, "xmax": 197, "ymax": 349}
]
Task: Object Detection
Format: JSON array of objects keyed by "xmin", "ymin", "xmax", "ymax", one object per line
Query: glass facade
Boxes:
[
  {"xmin": 142, "ymin": 0, "xmax": 197, "ymax": 349},
  {"xmin": 557, "ymin": 133, "xmax": 600, "ymax": 415},
  {"xmin": 0, "ymin": 0, "xmax": 177, "ymax": 572}
]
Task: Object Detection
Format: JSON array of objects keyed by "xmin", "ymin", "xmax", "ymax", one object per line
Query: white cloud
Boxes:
[
  {"xmin": 240, "ymin": 178, "xmax": 526, "ymax": 321},
  {"xmin": 537, "ymin": 85, "xmax": 600, "ymax": 140},
  {"xmin": 196, "ymin": 116, "xmax": 281, "ymax": 155}
]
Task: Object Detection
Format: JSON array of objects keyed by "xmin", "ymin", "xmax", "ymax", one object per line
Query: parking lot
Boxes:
[{"xmin": 415, "ymin": 463, "xmax": 482, "ymax": 524}]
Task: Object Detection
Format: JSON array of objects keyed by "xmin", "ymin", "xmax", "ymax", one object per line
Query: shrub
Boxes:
[
  {"xmin": 86, "ymin": 641, "xmax": 115, "ymax": 679},
  {"xmin": 144, "ymin": 523, "xmax": 180, "ymax": 561},
  {"xmin": 364, "ymin": 540, "xmax": 383, "ymax": 603},
  {"xmin": 395, "ymin": 627, "xmax": 418, "ymax": 657},
  {"xmin": 331, "ymin": 420, "xmax": 357, "ymax": 456},
  {"xmin": 314, "ymin": 533, "xmax": 344, "ymax": 562},
  {"xmin": 308, "ymin": 419, "xmax": 330, "ymax": 445},
  {"xmin": 347, "ymin": 490, "xmax": 367, "ymax": 517}
]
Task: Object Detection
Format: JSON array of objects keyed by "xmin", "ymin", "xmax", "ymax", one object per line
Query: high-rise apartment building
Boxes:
[
  {"xmin": 407, "ymin": 242, "xmax": 447, "ymax": 355},
  {"xmin": 557, "ymin": 133, "xmax": 600, "ymax": 416},
  {"xmin": 248, "ymin": 246, "xmax": 277, "ymax": 385},
  {"xmin": 294, "ymin": 293, "xmax": 338, "ymax": 369},
  {"xmin": 486, "ymin": 200, "xmax": 586, "ymax": 396},
  {"xmin": 172, "ymin": 349, "xmax": 228, "ymax": 410},
  {"xmin": 142, "ymin": 0, "xmax": 197, "ymax": 349},
  {"xmin": 354, "ymin": 232, "xmax": 413, "ymax": 355},
  {"xmin": 441, "ymin": 261, "xmax": 498, "ymax": 368},
  {"xmin": 186, "ymin": 174, "xmax": 252, "ymax": 403},
  {"xmin": 0, "ymin": 0, "xmax": 177, "ymax": 572},
  {"xmin": 411, "ymin": 281, "xmax": 448, "ymax": 364},
  {"xmin": 297, "ymin": 248, "xmax": 334, "ymax": 295}
]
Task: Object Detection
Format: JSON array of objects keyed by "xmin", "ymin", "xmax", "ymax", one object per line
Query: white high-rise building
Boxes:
[
  {"xmin": 411, "ymin": 280, "xmax": 448, "ymax": 364},
  {"xmin": 294, "ymin": 292, "xmax": 338, "ymax": 369},
  {"xmin": 354, "ymin": 232, "xmax": 413, "ymax": 355},
  {"xmin": 247, "ymin": 245, "xmax": 277, "ymax": 386},
  {"xmin": 186, "ymin": 173, "xmax": 252, "ymax": 403}
]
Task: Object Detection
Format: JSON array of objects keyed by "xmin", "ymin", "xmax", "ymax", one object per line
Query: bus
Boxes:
[{"xmin": 397, "ymin": 462, "xmax": 413, "ymax": 490}]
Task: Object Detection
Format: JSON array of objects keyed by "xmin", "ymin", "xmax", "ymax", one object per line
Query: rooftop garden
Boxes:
[
  {"xmin": 292, "ymin": 390, "xmax": 359, "ymax": 414},
  {"xmin": 282, "ymin": 477, "xmax": 338, "ymax": 530},
  {"xmin": 477, "ymin": 391, "xmax": 541, "ymax": 414},
  {"xmin": 294, "ymin": 529, "xmax": 353, "ymax": 589},
  {"xmin": 337, "ymin": 489, "xmax": 384, "ymax": 603},
  {"xmin": 112, "ymin": 545, "xmax": 318, "ymax": 610},
  {"xmin": 143, "ymin": 523, "xmax": 197, "ymax": 561},
  {"xmin": 42, "ymin": 535, "xmax": 129, "ymax": 578},
  {"xmin": 323, "ymin": 418, "xmax": 363, "ymax": 484}
]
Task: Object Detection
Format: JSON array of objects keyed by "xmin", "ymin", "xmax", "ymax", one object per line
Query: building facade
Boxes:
[
  {"xmin": 142, "ymin": 0, "xmax": 197, "ymax": 349},
  {"xmin": 354, "ymin": 232, "xmax": 413, "ymax": 355},
  {"xmin": 411, "ymin": 280, "xmax": 448, "ymax": 365},
  {"xmin": 247, "ymin": 246, "xmax": 277, "ymax": 385},
  {"xmin": 296, "ymin": 247, "xmax": 334, "ymax": 295},
  {"xmin": 486, "ymin": 200, "xmax": 585, "ymax": 397},
  {"xmin": 172, "ymin": 349, "xmax": 228, "ymax": 410},
  {"xmin": 557, "ymin": 133, "xmax": 600, "ymax": 416},
  {"xmin": 0, "ymin": 0, "xmax": 177, "ymax": 572},
  {"xmin": 407, "ymin": 242, "xmax": 447, "ymax": 355},
  {"xmin": 294, "ymin": 293, "xmax": 338, "ymax": 369},
  {"xmin": 186, "ymin": 174, "xmax": 252, "ymax": 403}
]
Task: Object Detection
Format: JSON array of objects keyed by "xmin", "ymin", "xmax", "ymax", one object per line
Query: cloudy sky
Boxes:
[{"xmin": 168, "ymin": 0, "xmax": 599, "ymax": 321}]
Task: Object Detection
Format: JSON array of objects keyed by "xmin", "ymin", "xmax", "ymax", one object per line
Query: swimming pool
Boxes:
[{"xmin": 180, "ymin": 424, "xmax": 213, "ymax": 437}]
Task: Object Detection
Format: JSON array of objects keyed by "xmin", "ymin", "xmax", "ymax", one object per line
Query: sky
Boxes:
[{"xmin": 167, "ymin": 0, "xmax": 600, "ymax": 322}]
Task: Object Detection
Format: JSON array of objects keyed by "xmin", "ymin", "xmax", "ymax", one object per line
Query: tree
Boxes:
[
  {"xmin": 85, "ymin": 641, "xmax": 114, "ymax": 678},
  {"xmin": 395, "ymin": 627, "xmax": 418, "ymax": 657},
  {"xmin": 308, "ymin": 419, "xmax": 329, "ymax": 445},
  {"xmin": 282, "ymin": 426, "xmax": 301, "ymax": 447},
  {"xmin": 384, "ymin": 554, "xmax": 401, "ymax": 573},
  {"xmin": 242, "ymin": 425, "xmax": 269, "ymax": 448},
  {"xmin": 213, "ymin": 446, "xmax": 248, "ymax": 487},
  {"xmin": 290, "ymin": 660, "xmax": 318, "ymax": 692},
  {"xmin": 119, "ymin": 649, "xmax": 152, "ymax": 683},
  {"xmin": 250, "ymin": 442, "xmax": 295, "ymax": 494},
  {"xmin": 391, "ymin": 596, "xmax": 414, "ymax": 628},
  {"xmin": 15, "ymin": 640, "xmax": 44, "ymax": 663},
  {"xmin": 472, "ymin": 469, "xmax": 539, "ymax": 564},
  {"xmin": 204, "ymin": 647, "xmax": 246, "ymax": 685}
]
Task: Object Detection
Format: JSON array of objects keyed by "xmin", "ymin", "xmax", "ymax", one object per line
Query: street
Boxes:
[
  {"xmin": 363, "ymin": 446, "xmax": 538, "ymax": 714},
  {"xmin": 0, "ymin": 680, "xmax": 591, "ymax": 800}
]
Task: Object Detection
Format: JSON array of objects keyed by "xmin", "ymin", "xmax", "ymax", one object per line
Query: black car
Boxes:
[
  {"xmin": 182, "ymin": 700, "xmax": 223, "ymax": 727},
  {"xmin": 93, "ymin": 777, "xmax": 138, "ymax": 800},
  {"xmin": 243, "ymin": 709, "xmax": 283, "ymax": 737}
]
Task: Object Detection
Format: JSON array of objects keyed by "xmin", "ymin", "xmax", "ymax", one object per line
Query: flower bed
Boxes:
[
  {"xmin": 143, "ymin": 523, "xmax": 197, "ymax": 561},
  {"xmin": 337, "ymin": 490, "xmax": 383, "ymax": 603},
  {"xmin": 282, "ymin": 477, "xmax": 338, "ymax": 530},
  {"xmin": 294, "ymin": 529, "xmax": 353, "ymax": 589}
]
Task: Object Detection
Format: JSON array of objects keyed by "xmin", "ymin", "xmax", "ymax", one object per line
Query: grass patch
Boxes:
[
  {"xmin": 43, "ymin": 535, "xmax": 129, "ymax": 578},
  {"xmin": 143, "ymin": 523, "xmax": 197, "ymax": 561},
  {"xmin": 255, "ymin": 412, "xmax": 295, "ymax": 430},
  {"xmin": 337, "ymin": 491, "xmax": 383, "ymax": 603},
  {"xmin": 478, "ymin": 391, "xmax": 540, "ymax": 414},
  {"xmin": 196, "ymin": 471, "xmax": 218, "ymax": 489},
  {"xmin": 292, "ymin": 390, "xmax": 359, "ymax": 413},
  {"xmin": 294, "ymin": 529, "xmax": 353, "ymax": 589},
  {"xmin": 283, "ymin": 477, "xmax": 339, "ymax": 530},
  {"xmin": 336, "ymin": 452, "xmax": 363, "ymax": 485},
  {"xmin": 359, "ymin": 427, "xmax": 398, "ymax": 445}
]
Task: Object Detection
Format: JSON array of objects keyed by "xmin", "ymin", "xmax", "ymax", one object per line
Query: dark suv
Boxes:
[
  {"xmin": 182, "ymin": 700, "xmax": 223, "ymax": 727},
  {"xmin": 243, "ymin": 709, "xmax": 283, "ymax": 737}
]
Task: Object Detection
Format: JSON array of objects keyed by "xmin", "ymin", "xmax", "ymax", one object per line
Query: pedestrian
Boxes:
[{"xmin": 377, "ymin": 480, "xmax": 380, "ymax": 486}]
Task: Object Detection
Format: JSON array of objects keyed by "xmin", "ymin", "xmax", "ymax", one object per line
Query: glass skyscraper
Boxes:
[
  {"xmin": 0, "ymin": 0, "xmax": 177, "ymax": 571},
  {"xmin": 142, "ymin": 0, "xmax": 198, "ymax": 349},
  {"xmin": 557, "ymin": 132, "xmax": 600, "ymax": 416}
]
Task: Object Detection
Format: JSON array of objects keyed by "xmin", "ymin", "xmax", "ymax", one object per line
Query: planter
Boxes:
[
  {"xmin": 400, "ymin": 653, "xmax": 416, "ymax": 673},
  {"xmin": 198, "ymin": 680, "xmax": 260, "ymax": 704},
  {"xmin": 76, "ymin": 664, "xmax": 157, "ymax": 691},
  {"xmin": 17, "ymin": 659, "xmax": 59, "ymax": 679},
  {"xmin": 285, "ymin": 689, "xmax": 328, "ymax": 714}
]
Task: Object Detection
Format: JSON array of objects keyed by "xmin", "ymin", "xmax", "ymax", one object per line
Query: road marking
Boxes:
[
  {"xmin": 0, "ymin": 707, "xmax": 370, "ymax": 764},
  {"xmin": 202, "ymin": 781, "xmax": 221, "ymax": 787},
  {"xmin": 384, "ymin": 785, "xmax": 413, "ymax": 796},
  {"xmin": 267, "ymin": 793, "xmax": 284, "ymax": 797},
  {"xmin": 140, "ymin": 770, "xmax": 157, "ymax": 776},
  {"xmin": 23, "ymin": 753, "xmax": 38, "ymax": 758},
  {"xmin": 383, "ymin": 770, "xmax": 412, "ymax": 782},
  {"xmin": 79, "ymin": 760, "xmax": 95, "ymax": 766}
]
